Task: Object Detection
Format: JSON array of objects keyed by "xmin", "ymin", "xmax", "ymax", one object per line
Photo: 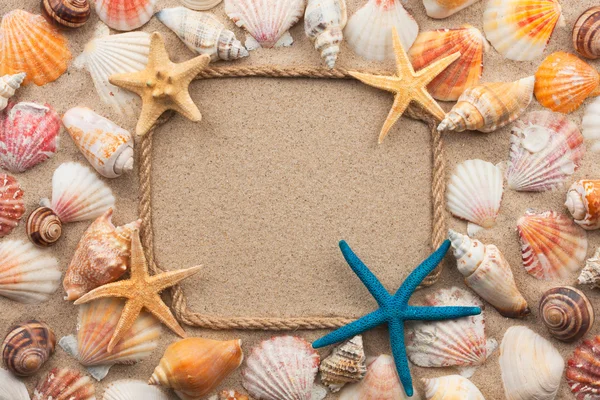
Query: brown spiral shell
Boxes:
[
  {"xmin": 26, "ymin": 207, "xmax": 63, "ymax": 247},
  {"xmin": 539, "ymin": 286, "xmax": 594, "ymax": 342},
  {"xmin": 42, "ymin": 0, "xmax": 90, "ymax": 28},
  {"xmin": 1, "ymin": 320, "xmax": 56, "ymax": 376},
  {"xmin": 573, "ymin": 7, "xmax": 600, "ymax": 59}
]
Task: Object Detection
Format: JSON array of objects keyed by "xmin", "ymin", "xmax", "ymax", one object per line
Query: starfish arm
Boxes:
[
  {"xmin": 147, "ymin": 32, "xmax": 172, "ymax": 70},
  {"xmin": 391, "ymin": 27, "xmax": 416, "ymax": 78},
  {"xmin": 378, "ymin": 94, "xmax": 411, "ymax": 144},
  {"xmin": 412, "ymin": 88, "xmax": 446, "ymax": 122},
  {"xmin": 136, "ymin": 99, "xmax": 169, "ymax": 136},
  {"xmin": 73, "ymin": 282, "xmax": 131, "ymax": 305},
  {"xmin": 312, "ymin": 309, "xmax": 387, "ymax": 348},
  {"xmin": 388, "ymin": 318, "xmax": 414, "ymax": 397},
  {"xmin": 349, "ymin": 71, "xmax": 398, "ymax": 94},
  {"xmin": 173, "ymin": 54, "xmax": 211, "ymax": 83},
  {"xmin": 404, "ymin": 305, "xmax": 481, "ymax": 321},
  {"xmin": 144, "ymin": 293, "xmax": 187, "ymax": 338},
  {"xmin": 107, "ymin": 300, "xmax": 144, "ymax": 352},
  {"xmin": 109, "ymin": 71, "xmax": 148, "ymax": 95},
  {"xmin": 149, "ymin": 265, "xmax": 202, "ymax": 292},
  {"xmin": 171, "ymin": 90, "xmax": 202, "ymax": 122},
  {"xmin": 415, "ymin": 52, "xmax": 461, "ymax": 87},
  {"xmin": 129, "ymin": 230, "xmax": 149, "ymax": 281}
]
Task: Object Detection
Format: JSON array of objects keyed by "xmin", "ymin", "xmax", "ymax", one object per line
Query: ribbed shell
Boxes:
[
  {"xmin": 0, "ymin": 174, "xmax": 24, "ymax": 237},
  {"xmin": 583, "ymin": 97, "xmax": 600, "ymax": 152},
  {"xmin": 0, "ymin": 368, "xmax": 29, "ymax": 400},
  {"xmin": 339, "ymin": 355, "xmax": 410, "ymax": 400},
  {"xmin": 42, "ymin": 0, "xmax": 91, "ymax": 28},
  {"xmin": 304, "ymin": 0, "xmax": 347, "ymax": 68},
  {"xmin": 423, "ymin": 375, "xmax": 485, "ymax": 400},
  {"xmin": 409, "ymin": 25, "xmax": 487, "ymax": 101},
  {"xmin": 95, "ymin": 0, "xmax": 156, "ymax": 31},
  {"xmin": 180, "ymin": 0, "xmax": 222, "ymax": 10},
  {"xmin": 573, "ymin": 7, "xmax": 600, "ymax": 59},
  {"xmin": 423, "ymin": 0, "xmax": 481, "ymax": 19},
  {"xmin": 566, "ymin": 179, "xmax": 600, "ymax": 230},
  {"xmin": 540, "ymin": 286, "xmax": 594, "ymax": 342},
  {"xmin": 1, "ymin": 320, "xmax": 55, "ymax": 376},
  {"xmin": 578, "ymin": 247, "xmax": 600, "ymax": 287},
  {"xmin": 319, "ymin": 335, "xmax": 366, "ymax": 392},
  {"xmin": 32, "ymin": 367, "xmax": 95, "ymax": 400},
  {"xmin": 0, "ymin": 10, "xmax": 71, "ymax": 86},
  {"xmin": 104, "ymin": 380, "xmax": 169, "ymax": 400},
  {"xmin": 0, "ymin": 73, "xmax": 25, "ymax": 111},
  {"xmin": 567, "ymin": 335, "xmax": 600, "ymax": 399}
]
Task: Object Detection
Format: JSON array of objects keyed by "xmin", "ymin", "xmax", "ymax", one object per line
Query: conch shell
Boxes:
[
  {"xmin": 304, "ymin": 0, "xmax": 347, "ymax": 68},
  {"xmin": 578, "ymin": 246, "xmax": 600, "ymax": 287},
  {"xmin": 0, "ymin": 73, "xmax": 25, "ymax": 111},
  {"xmin": 566, "ymin": 179, "xmax": 600, "ymax": 230},
  {"xmin": 539, "ymin": 286, "xmax": 594, "ymax": 342},
  {"xmin": 319, "ymin": 335, "xmax": 366, "ymax": 392}
]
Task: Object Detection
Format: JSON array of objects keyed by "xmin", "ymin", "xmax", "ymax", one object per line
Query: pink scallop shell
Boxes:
[{"xmin": 0, "ymin": 174, "xmax": 24, "ymax": 237}]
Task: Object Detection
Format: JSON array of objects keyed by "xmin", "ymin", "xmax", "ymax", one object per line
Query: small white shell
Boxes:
[
  {"xmin": 0, "ymin": 368, "xmax": 29, "ymax": 400},
  {"xmin": 0, "ymin": 73, "xmax": 25, "ymax": 111},
  {"xmin": 304, "ymin": 0, "xmax": 347, "ymax": 68},
  {"xmin": 582, "ymin": 96, "xmax": 600, "ymax": 152},
  {"xmin": 104, "ymin": 380, "xmax": 169, "ymax": 400},
  {"xmin": 180, "ymin": 0, "xmax": 222, "ymax": 10},
  {"xmin": 423, "ymin": 0, "xmax": 482, "ymax": 19},
  {"xmin": 423, "ymin": 375, "xmax": 485, "ymax": 400},
  {"xmin": 339, "ymin": 355, "xmax": 412, "ymax": 399}
]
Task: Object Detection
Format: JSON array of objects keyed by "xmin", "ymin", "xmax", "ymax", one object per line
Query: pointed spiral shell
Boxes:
[
  {"xmin": 26, "ymin": 207, "xmax": 62, "ymax": 247},
  {"xmin": 1, "ymin": 320, "xmax": 56, "ymax": 376},
  {"xmin": 540, "ymin": 286, "xmax": 594, "ymax": 342}
]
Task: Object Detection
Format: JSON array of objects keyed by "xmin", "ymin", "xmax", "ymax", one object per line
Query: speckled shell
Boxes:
[
  {"xmin": 1, "ymin": 320, "xmax": 55, "ymax": 376},
  {"xmin": 0, "ymin": 174, "xmax": 24, "ymax": 237},
  {"xmin": 423, "ymin": 375, "xmax": 485, "ymax": 400},
  {"xmin": 63, "ymin": 209, "xmax": 141, "ymax": 301},
  {"xmin": 0, "ymin": 73, "xmax": 25, "ymax": 111},
  {"xmin": 506, "ymin": 111, "xmax": 585, "ymax": 192},
  {"xmin": 578, "ymin": 247, "xmax": 600, "ymax": 287},
  {"xmin": 319, "ymin": 335, "xmax": 366, "ymax": 392},
  {"xmin": 339, "ymin": 355, "xmax": 411, "ymax": 400},
  {"xmin": 42, "ymin": 0, "xmax": 91, "ymax": 28},
  {"xmin": 535, "ymin": 51, "xmax": 600, "ymax": 113},
  {"xmin": 0, "ymin": 368, "xmax": 29, "ymax": 400},
  {"xmin": 409, "ymin": 25, "xmax": 487, "ymax": 101},
  {"xmin": 566, "ymin": 179, "xmax": 600, "ymax": 230},
  {"xmin": 103, "ymin": 380, "xmax": 169, "ymax": 400},
  {"xmin": 32, "ymin": 367, "xmax": 95, "ymax": 400},
  {"xmin": 180, "ymin": 0, "xmax": 222, "ymax": 10},
  {"xmin": 438, "ymin": 76, "xmax": 534, "ymax": 133},
  {"xmin": 26, "ymin": 207, "xmax": 62, "ymax": 247},
  {"xmin": 540, "ymin": 286, "xmax": 594, "ymax": 342},
  {"xmin": 567, "ymin": 335, "xmax": 600, "ymax": 399},
  {"xmin": 0, "ymin": 10, "xmax": 71, "ymax": 86},
  {"xmin": 423, "ymin": 0, "xmax": 481, "ymax": 19},
  {"xmin": 583, "ymin": 97, "xmax": 600, "ymax": 152},
  {"xmin": 95, "ymin": 0, "xmax": 156, "ymax": 31},
  {"xmin": 304, "ymin": 0, "xmax": 347, "ymax": 68},
  {"xmin": 149, "ymin": 337, "xmax": 243, "ymax": 400},
  {"xmin": 573, "ymin": 7, "xmax": 600, "ymax": 59}
]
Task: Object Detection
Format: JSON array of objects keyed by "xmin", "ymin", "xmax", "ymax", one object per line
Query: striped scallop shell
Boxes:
[
  {"xmin": 423, "ymin": 0, "xmax": 482, "ymax": 19},
  {"xmin": 95, "ymin": 0, "xmax": 156, "ymax": 31},
  {"xmin": 0, "ymin": 174, "xmax": 24, "ymax": 237},
  {"xmin": 423, "ymin": 375, "xmax": 485, "ymax": 400},
  {"xmin": 540, "ymin": 286, "xmax": 594, "ymax": 342},
  {"xmin": 0, "ymin": 368, "xmax": 29, "ymax": 400},
  {"xmin": 573, "ymin": 7, "xmax": 600, "ymax": 59},
  {"xmin": 104, "ymin": 380, "xmax": 169, "ymax": 400},
  {"xmin": 483, "ymin": 0, "xmax": 565, "ymax": 61},
  {"xmin": 566, "ymin": 179, "xmax": 600, "ymax": 230},
  {"xmin": 33, "ymin": 367, "xmax": 95, "ymax": 400},
  {"xmin": 339, "ymin": 355, "xmax": 410, "ymax": 400},
  {"xmin": 42, "ymin": 0, "xmax": 91, "ymax": 28},
  {"xmin": 1, "ymin": 320, "xmax": 55, "ymax": 377},
  {"xmin": 567, "ymin": 335, "xmax": 600, "ymax": 399}
]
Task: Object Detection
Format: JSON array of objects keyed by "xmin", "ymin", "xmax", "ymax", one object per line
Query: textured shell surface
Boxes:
[
  {"xmin": 95, "ymin": 0, "xmax": 156, "ymax": 31},
  {"xmin": 0, "ymin": 368, "xmax": 29, "ymax": 400},
  {"xmin": 224, "ymin": 0, "xmax": 305, "ymax": 49},
  {"xmin": 499, "ymin": 326, "xmax": 564, "ymax": 400},
  {"xmin": 304, "ymin": 0, "xmax": 347, "ymax": 68},
  {"xmin": 0, "ymin": 174, "xmax": 24, "ymax": 237},
  {"xmin": 517, "ymin": 209, "xmax": 588, "ymax": 280},
  {"xmin": 1, "ymin": 320, "xmax": 55, "ymax": 377},
  {"xmin": 573, "ymin": 7, "xmax": 600, "ymax": 59},
  {"xmin": 74, "ymin": 23, "xmax": 150, "ymax": 117},
  {"xmin": 211, "ymin": 390, "xmax": 250, "ymax": 400},
  {"xmin": 58, "ymin": 298, "xmax": 161, "ymax": 381},
  {"xmin": 156, "ymin": 7, "xmax": 248, "ymax": 61},
  {"xmin": 540, "ymin": 286, "xmax": 594, "ymax": 342},
  {"xmin": 506, "ymin": 111, "xmax": 585, "ymax": 192},
  {"xmin": 422, "ymin": 0, "xmax": 481, "ymax": 19},
  {"xmin": 242, "ymin": 335, "xmax": 323, "ymax": 400},
  {"xmin": 103, "ymin": 379, "xmax": 169, "ymax": 400},
  {"xmin": 63, "ymin": 209, "xmax": 141, "ymax": 301},
  {"xmin": 26, "ymin": 207, "xmax": 62, "ymax": 247},
  {"xmin": 42, "ymin": 0, "xmax": 91, "ymax": 28},
  {"xmin": 566, "ymin": 179, "xmax": 600, "ymax": 230},
  {"xmin": 180, "ymin": 0, "xmax": 222, "ymax": 10},
  {"xmin": 62, "ymin": 107, "xmax": 134, "ymax": 178},
  {"xmin": 0, "ymin": 240, "xmax": 60, "ymax": 303},
  {"xmin": 567, "ymin": 335, "xmax": 600, "ymax": 399},
  {"xmin": 0, "ymin": 10, "xmax": 71, "ymax": 86},
  {"xmin": 344, "ymin": 0, "xmax": 418, "ymax": 61},
  {"xmin": 423, "ymin": 375, "xmax": 485, "ymax": 400},
  {"xmin": 32, "ymin": 367, "xmax": 96, "ymax": 400},
  {"xmin": 319, "ymin": 335, "xmax": 366, "ymax": 392},
  {"xmin": 579, "ymin": 247, "xmax": 600, "ymax": 287},
  {"xmin": 438, "ymin": 76, "xmax": 534, "ymax": 133},
  {"xmin": 0, "ymin": 73, "xmax": 25, "ymax": 111},
  {"xmin": 583, "ymin": 97, "xmax": 600, "ymax": 152},
  {"xmin": 408, "ymin": 25, "xmax": 487, "ymax": 101}
]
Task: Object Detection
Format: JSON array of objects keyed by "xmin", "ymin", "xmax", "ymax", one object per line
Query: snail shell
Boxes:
[
  {"xmin": 26, "ymin": 207, "xmax": 62, "ymax": 247},
  {"xmin": 42, "ymin": 0, "xmax": 91, "ymax": 28},
  {"xmin": 1, "ymin": 320, "xmax": 56, "ymax": 376},
  {"xmin": 539, "ymin": 286, "xmax": 594, "ymax": 342},
  {"xmin": 573, "ymin": 7, "xmax": 600, "ymax": 59}
]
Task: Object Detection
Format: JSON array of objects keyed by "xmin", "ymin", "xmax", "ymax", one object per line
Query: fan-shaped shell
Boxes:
[
  {"xmin": 0, "ymin": 368, "xmax": 29, "ymax": 400},
  {"xmin": 0, "ymin": 73, "xmax": 25, "ymax": 112},
  {"xmin": 95, "ymin": 0, "xmax": 156, "ymax": 31},
  {"xmin": 540, "ymin": 286, "xmax": 594, "ymax": 342},
  {"xmin": 58, "ymin": 298, "xmax": 161, "ymax": 381},
  {"xmin": 224, "ymin": 0, "xmax": 305, "ymax": 50},
  {"xmin": 0, "ymin": 174, "xmax": 24, "ymax": 237},
  {"xmin": 483, "ymin": 0, "xmax": 565, "ymax": 61},
  {"xmin": 567, "ymin": 335, "xmax": 600, "ymax": 399},
  {"xmin": 0, "ymin": 10, "xmax": 71, "ymax": 86},
  {"xmin": 42, "ymin": 0, "xmax": 91, "ymax": 28},
  {"xmin": 506, "ymin": 111, "xmax": 585, "ymax": 192},
  {"xmin": 573, "ymin": 7, "xmax": 600, "ymax": 59},
  {"xmin": 0, "ymin": 240, "xmax": 60, "ymax": 303},
  {"xmin": 517, "ymin": 209, "xmax": 588, "ymax": 280},
  {"xmin": 104, "ymin": 380, "xmax": 169, "ymax": 400},
  {"xmin": 339, "ymin": 355, "xmax": 411, "ymax": 400},
  {"xmin": 2, "ymin": 320, "xmax": 55, "ymax": 376},
  {"xmin": 304, "ymin": 0, "xmax": 347, "ymax": 69},
  {"xmin": 583, "ymin": 97, "xmax": 600, "ymax": 152},
  {"xmin": 33, "ymin": 367, "xmax": 95, "ymax": 400},
  {"xmin": 180, "ymin": 0, "xmax": 222, "ymax": 10},
  {"xmin": 423, "ymin": 0, "xmax": 481, "ymax": 19},
  {"xmin": 319, "ymin": 335, "xmax": 366, "ymax": 392},
  {"xmin": 423, "ymin": 375, "xmax": 485, "ymax": 400},
  {"xmin": 535, "ymin": 51, "xmax": 600, "ymax": 113},
  {"xmin": 566, "ymin": 179, "xmax": 600, "ymax": 230},
  {"xmin": 344, "ymin": 0, "xmax": 418, "ymax": 61}
]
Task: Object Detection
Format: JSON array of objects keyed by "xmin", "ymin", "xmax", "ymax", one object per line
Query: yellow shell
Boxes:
[{"xmin": 573, "ymin": 7, "xmax": 600, "ymax": 59}]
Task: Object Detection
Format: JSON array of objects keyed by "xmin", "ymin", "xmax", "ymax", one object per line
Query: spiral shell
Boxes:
[
  {"xmin": 539, "ymin": 286, "xmax": 594, "ymax": 342},
  {"xmin": 26, "ymin": 207, "xmax": 62, "ymax": 247},
  {"xmin": 42, "ymin": 0, "xmax": 91, "ymax": 28},
  {"xmin": 1, "ymin": 320, "xmax": 55, "ymax": 376},
  {"xmin": 0, "ymin": 73, "xmax": 25, "ymax": 111},
  {"xmin": 566, "ymin": 179, "xmax": 600, "ymax": 230},
  {"xmin": 304, "ymin": 0, "xmax": 347, "ymax": 69},
  {"xmin": 573, "ymin": 7, "xmax": 600, "ymax": 59},
  {"xmin": 319, "ymin": 335, "xmax": 366, "ymax": 392},
  {"xmin": 33, "ymin": 367, "xmax": 95, "ymax": 400},
  {"xmin": 578, "ymin": 247, "xmax": 600, "ymax": 287}
]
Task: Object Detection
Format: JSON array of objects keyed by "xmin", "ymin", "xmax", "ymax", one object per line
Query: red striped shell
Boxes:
[
  {"xmin": 567, "ymin": 336, "xmax": 600, "ymax": 399},
  {"xmin": 0, "ymin": 174, "xmax": 24, "ymax": 237}
]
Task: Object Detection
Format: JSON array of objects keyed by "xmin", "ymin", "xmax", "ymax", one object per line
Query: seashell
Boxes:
[
  {"xmin": 156, "ymin": 7, "xmax": 248, "ymax": 62},
  {"xmin": 438, "ymin": 76, "xmax": 534, "ymax": 133},
  {"xmin": 566, "ymin": 335, "xmax": 600, "ymax": 399},
  {"xmin": 499, "ymin": 326, "xmax": 563, "ymax": 400},
  {"xmin": 448, "ymin": 230, "xmax": 530, "ymax": 318},
  {"xmin": 0, "ymin": 174, "xmax": 24, "ymax": 238},
  {"xmin": 0, "ymin": 73, "xmax": 25, "ymax": 111},
  {"xmin": 408, "ymin": 25, "xmax": 488, "ymax": 101},
  {"xmin": 0, "ymin": 240, "xmax": 60, "ymax": 303},
  {"xmin": 149, "ymin": 337, "xmax": 243, "ymax": 400},
  {"xmin": 534, "ymin": 51, "xmax": 600, "ymax": 114},
  {"xmin": 304, "ymin": 0, "xmax": 347, "ymax": 69},
  {"xmin": 573, "ymin": 7, "xmax": 600, "ymax": 59},
  {"xmin": 242, "ymin": 335, "xmax": 324, "ymax": 400},
  {"xmin": 423, "ymin": 375, "xmax": 485, "ymax": 400},
  {"xmin": 583, "ymin": 97, "xmax": 600, "ymax": 152},
  {"xmin": 2, "ymin": 320, "xmax": 55, "ymax": 377},
  {"xmin": 446, "ymin": 159, "xmax": 503, "ymax": 233},
  {"xmin": 0, "ymin": 102, "xmax": 61, "ymax": 173},
  {"xmin": 180, "ymin": 0, "xmax": 222, "ymax": 11},
  {"xmin": 33, "ymin": 367, "xmax": 95, "ymax": 400},
  {"xmin": 224, "ymin": 0, "xmax": 305, "ymax": 50},
  {"xmin": 423, "ymin": 0, "xmax": 481, "ymax": 19},
  {"xmin": 104, "ymin": 380, "xmax": 169, "ymax": 400},
  {"xmin": 319, "ymin": 335, "xmax": 367, "ymax": 392},
  {"xmin": 62, "ymin": 107, "xmax": 134, "ymax": 178},
  {"xmin": 505, "ymin": 111, "xmax": 585, "ymax": 192},
  {"xmin": 213, "ymin": 391, "xmax": 249, "ymax": 400},
  {"xmin": 566, "ymin": 179, "xmax": 600, "ymax": 230},
  {"xmin": 59, "ymin": 298, "xmax": 161, "ymax": 381},
  {"xmin": 344, "ymin": 0, "xmax": 418, "ymax": 61},
  {"xmin": 0, "ymin": 368, "xmax": 29, "ymax": 400},
  {"xmin": 517, "ymin": 209, "xmax": 588, "ymax": 280},
  {"xmin": 540, "ymin": 286, "xmax": 594, "ymax": 342},
  {"xmin": 42, "ymin": 0, "xmax": 91, "ymax": 28},
  {"xmin": 74, "ymin": 23, "xmax": 150, "ymax": 117},
  {"xmin": 26, "ymin": 207, "xmax": 62, "ymax": 247},
  {"xmin": 95, "ymin": 0, "xmax": 156, "ymax": 31},
  {"xmin": 339, "ymin": 354, "xmax": 411, "ymax": 400},
  {"xmin": 578, "ymin": 247, "xmax": 600, "ymax": 287},
  {"xmin": 0, "ymin": 10, "xmax": 71, "ymax": 86}
]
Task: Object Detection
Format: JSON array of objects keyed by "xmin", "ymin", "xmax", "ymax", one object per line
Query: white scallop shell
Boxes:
[
  {"xmin": 95, "ymin": 0, "xmax": 157, "ymax": 31},
  {"xmin": 582, "ymin": 96, "xmax": 600, "ymax": 152},
  {"xmin": 423, "ymin": 375, "xmax": 485, "ymax": 400},
  {"xmin": 104, "ymin": 380, "xmax": 169, "ymax": 400},
  {"xmin": 0, "ymin": 368, "xmax": 30, "ymax": 400},
  {"xmin": 180, "ymin": 0, "xmax": 222, "ymax": 10},
  {"xmin": 344, "ymin": 0, "xmax": 418, "ymax": 61},
  {"xmin": 0, "ymin": 73, "xmax": 25, "ymax": 111},
  {"xmin": 0, "ymin": 240, "xmax": 60, "ymax": 304},
  {"xmin": 304, "ymin": 0, "xmax": 347, "ymax": 68},
  {"xmin": 423, "ymin": 0, "xmax": 482, "ymax": 19}
]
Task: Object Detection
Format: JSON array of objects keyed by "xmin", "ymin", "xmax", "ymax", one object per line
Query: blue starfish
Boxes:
[{"xmin": 313, "ymin": 240, "xmax": 481, "ymax": 397}]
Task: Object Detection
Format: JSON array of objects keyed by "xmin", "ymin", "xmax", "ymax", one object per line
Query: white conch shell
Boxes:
[
  {"xmin": 180, "ymin": 0, "xmax": 222, "ymax": 10},
  {"xmin": 0, "ymin": 73, "xmax": 25, "ymax": 111},
  {"xmin": 565, "ymin": 179, "xmax": 600, "ymax": 230},
  {"xmin": 499, "ymin": 326, "xmax": 564, "ymax": 400},
  {"xmin": 339, "ymin": 355, "xmax": 414, "ymax": 399},
  {"xmin": 0, "ymin": 368, "xmax": 30, "ymax": 400},
  {"xmin": 423, "ymin": 0, "xmax": 482, "ymax": 19},
  {"xmin": 304, "ymin": 0, "xmax": 347, "ymax": 68},
  {"xmin": 583, "ymin": 96, "xmax": 600, "ymax": 152},
  {"xmin": 578, "ymin": 247, "xmax": 600, "ymax": 287},
  {"xmin": 423, "ymin": 375, "xmax": 485, "ymax": 400},
  {"xmin": 104, "ymin": 380, "xmax": 170, "ymax": 400}
]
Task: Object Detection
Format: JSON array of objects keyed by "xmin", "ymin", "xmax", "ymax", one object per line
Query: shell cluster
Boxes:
[
  {"xmin": 539, "ymin": 286, "xmax": 594, "ymax": 342},
  {"xmin": 2, "ymin": 320, "xmax": 55, "ymax": 376}
]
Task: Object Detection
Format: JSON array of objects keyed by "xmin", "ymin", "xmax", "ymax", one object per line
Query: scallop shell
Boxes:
[
  {"xmin": 0, "ymin": 240, "xmax": 60, "ymax": 303},
  {"xmin": 344, "ymin": 0, "xmax": 418, "ymax": 61},
  {"xmin": 438, "ymin": 76, "xmax": 534, "ymax": 133},
  {"xmin": 242, "ymin": 336, "xmax": 324, "ymax": 400},
  {"xmin": 180, "ymin": 0, "xmax": 222, "ymax": 11},
  {"xmin": 408, "ymin": 25, "xmax": 487, "ymax": 101},
  {"xmin": 423, "ymin": 375, "xmax": 485, "ymax": 400},
  {"xmin": 33, "ymin": 367, "xmax": 96, "ymax": 400},
  {"xmin": 104, "ymin": 380, "xmax": 169, "ymax": 400},
  {"xmin": 339, "ymin": 355, "xmax": 411, "ymax": 400},
  {"xmin": 0, "ymin": 368, "xmax": 29, "ymax": 400},
  {"xmin": 224, "ymin": 0, "xmax": 305, "ymax": 50},
  {"xmin": 156, "ymin": 7, "xmax": 248, "ymax": 61},
  {"xmin": 567, "ymin": 335, "xmax": 600, "ymax": 399},
  {"xmin": 319, "ymin": 335, "xmax": 366, "ymax": 392},
  {"xmin": 0, "ymin": 73, "xmax": 25, "ymax": 111},
  {"xmin": 149, "ymin": 337, "xmax": 243, "ymax": 400},
  {"xmin": 506, "ymin": 111, "xmax": 585, "ymax": 192},
  {"xmin": 95, "ymin": 0, "xmax": 156, "ymax": 31},
  {"xmin": 63, "ymin": 107, "xmax": 134, "ymax": 178},
  {"xmin": 26, "ymin": 207, "xmax": 62, "ymax": 247},
  {"xmin": 423, "ymin": 0, "xmax": 481, "ymax": 19},
  {"xmin": 517, "ymin": 209, "xmax": 588, "ymax": 280},
  {"xmin": 0, "ymin": 102, "xmax": 61, "ymax": 173},
  {"xmin": 0, "ymin": 174, "xmax": 24, "ymax": 238},
  {"xmin": 573, "ymin": 7, "xmax": 600, "ymax": 59},
  {"xmin": 534, "ymin": 51, "xmax": 600, "ymax": 114},
  {"xmin": 0, "ymin": 10, "xmax": 71, "ymax": 86},
  {"xmin": 540, "ymin": 286, "xmax": 594, "ymax": 342},
  {"xmin": 578, "ymin": 247, "xmax": 600, "ymax": 287},
  {"xmin": 583, "ymin": 97, "xmax": 600, "ymax": 152},
  {"xmin": 304, "ymin": 0, "xmax": 347, "ymax": 68},
  {"xmin": 483, "ymin": 0, "xmax": 565, "ymax": 61},
  {"xmin": 42, "ymin": 0, "xmax": 91, "ymax": 28},
  {"xmin": 2, "ymin": 320, "xmax": 55, "ymax": 377},
  {"xmin": 74, "ymin": 23, "xmax": 150, "ymax": 117},
  {"xmin": 566, "ymin": 179, "xmax": 600, "ymax": 230}
]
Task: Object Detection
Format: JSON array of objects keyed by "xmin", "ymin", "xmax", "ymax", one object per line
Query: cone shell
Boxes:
[
  {"xmin": 506, "ymin": 111, "xmax": 585, "ymax": 192},
  {"xmin": 567, "ymin": 335, "xmax": 600, "ymax": 399},
  {"xmin": 517, "ymin": 209, "xmax": 588, "ymax": 280},
  {"xmin": 339, "ymin": 354, "xmax": 411, "ymax": 400},
  {"xmin": 319, "ymin": 335, "xmax": 367, "ymax": 392},
  {"xmin": 535, "ymin": 51, "xmax": 600, "ymax": 114},
  {"xmin": 573, "ymin": 7, "xmax": 600, "ymax": 59},
  {"xmin": 0, "ymin": 10, "xmax": 71, "ymax": 86},
  {"xmin": 499, "ymin": 326, "xmax": 564, "ymax": 400},
  {"xmin": 95, "ymin": 0, "xmax": 156, "ymax": 31},
  {"xmin": 423, "ymin": 0, "xmax": 481, "ymax": 19},
  {"xmin": 438, "ymin": 76, "xmax": 534, "ymax": 133},
  {"xmin": 103, "ymin": 380, "xmax": 169, "ymax": 400},
  {"xmin": 566, "ymin": 179, "xmax": 600, "ymax": 230},
  {"xmin": 32, "ymin": 367, "xmax": 95, "ymax": 400},
  {"xmin": 578, "ymin": 247, "xmax": 600, "ymax": 287},
  {"xmin": 583, "ymin": 97, "xmax": 600, "ymax": 152},
  {"xmin": 0, "ymin": 174, "xmax": 24, "ymax": 238},
  {"xmin": 540, "ymin": 286, "xmax": 594, "ymax": 342},
  {"xmin": 156, "ymin": 7, "xmax": 248, "ymax": 61},
  {"xmin": 180, "ymin": 0, "xmax": 222, "ymax": 11},
  {"xmin": 1, "ymin": 320, "xmax": 55, "ymax": 376},
  {"xmin": 0, "ymin": 73, "xmax": 25, "ymax": 111},
  {"xmin": 409, "ymin": 25, "xmax": 487, "ymax": 101},
  {"xmin": 344, "ymin": 0, "xmax": 418, "ymax": 61},
  {"xmin": 304, "ymin": 0, "xmax": 347, "ymax": 68},
  {"xmin": 423, "ymin": 375, "xmax": 485, "ymax": 400},
  {"xmin": 42, "ymin": 0, "xmax": 91, "ymax": 28},
  {"xmin": 0, "ymin": 368, "xmax": 29, "ymax": 400}
]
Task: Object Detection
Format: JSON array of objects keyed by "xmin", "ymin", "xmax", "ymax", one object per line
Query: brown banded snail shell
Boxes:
[
  {"xmin": 573, "ymin": 7, "xmax": 600, "ymax": 59},
  {"xmin": 42, "ymin": 0, "xmax": 91, "ymax": 28},
  {"xmin": 539, "ymin": 286, "xmax": 594, "ymax": 342},
  {"xmin": 1, "ymin": 320, "xmax": 56, "ymax": 376},
  {"xmin": 26, "ymin": 207, "xmax": 62, "ymax": 247}
]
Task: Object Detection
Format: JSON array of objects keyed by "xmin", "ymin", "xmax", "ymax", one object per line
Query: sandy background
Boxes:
[{"xmin": 1, "ymin": 0, "xmax": 599, "ymax": 398}]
